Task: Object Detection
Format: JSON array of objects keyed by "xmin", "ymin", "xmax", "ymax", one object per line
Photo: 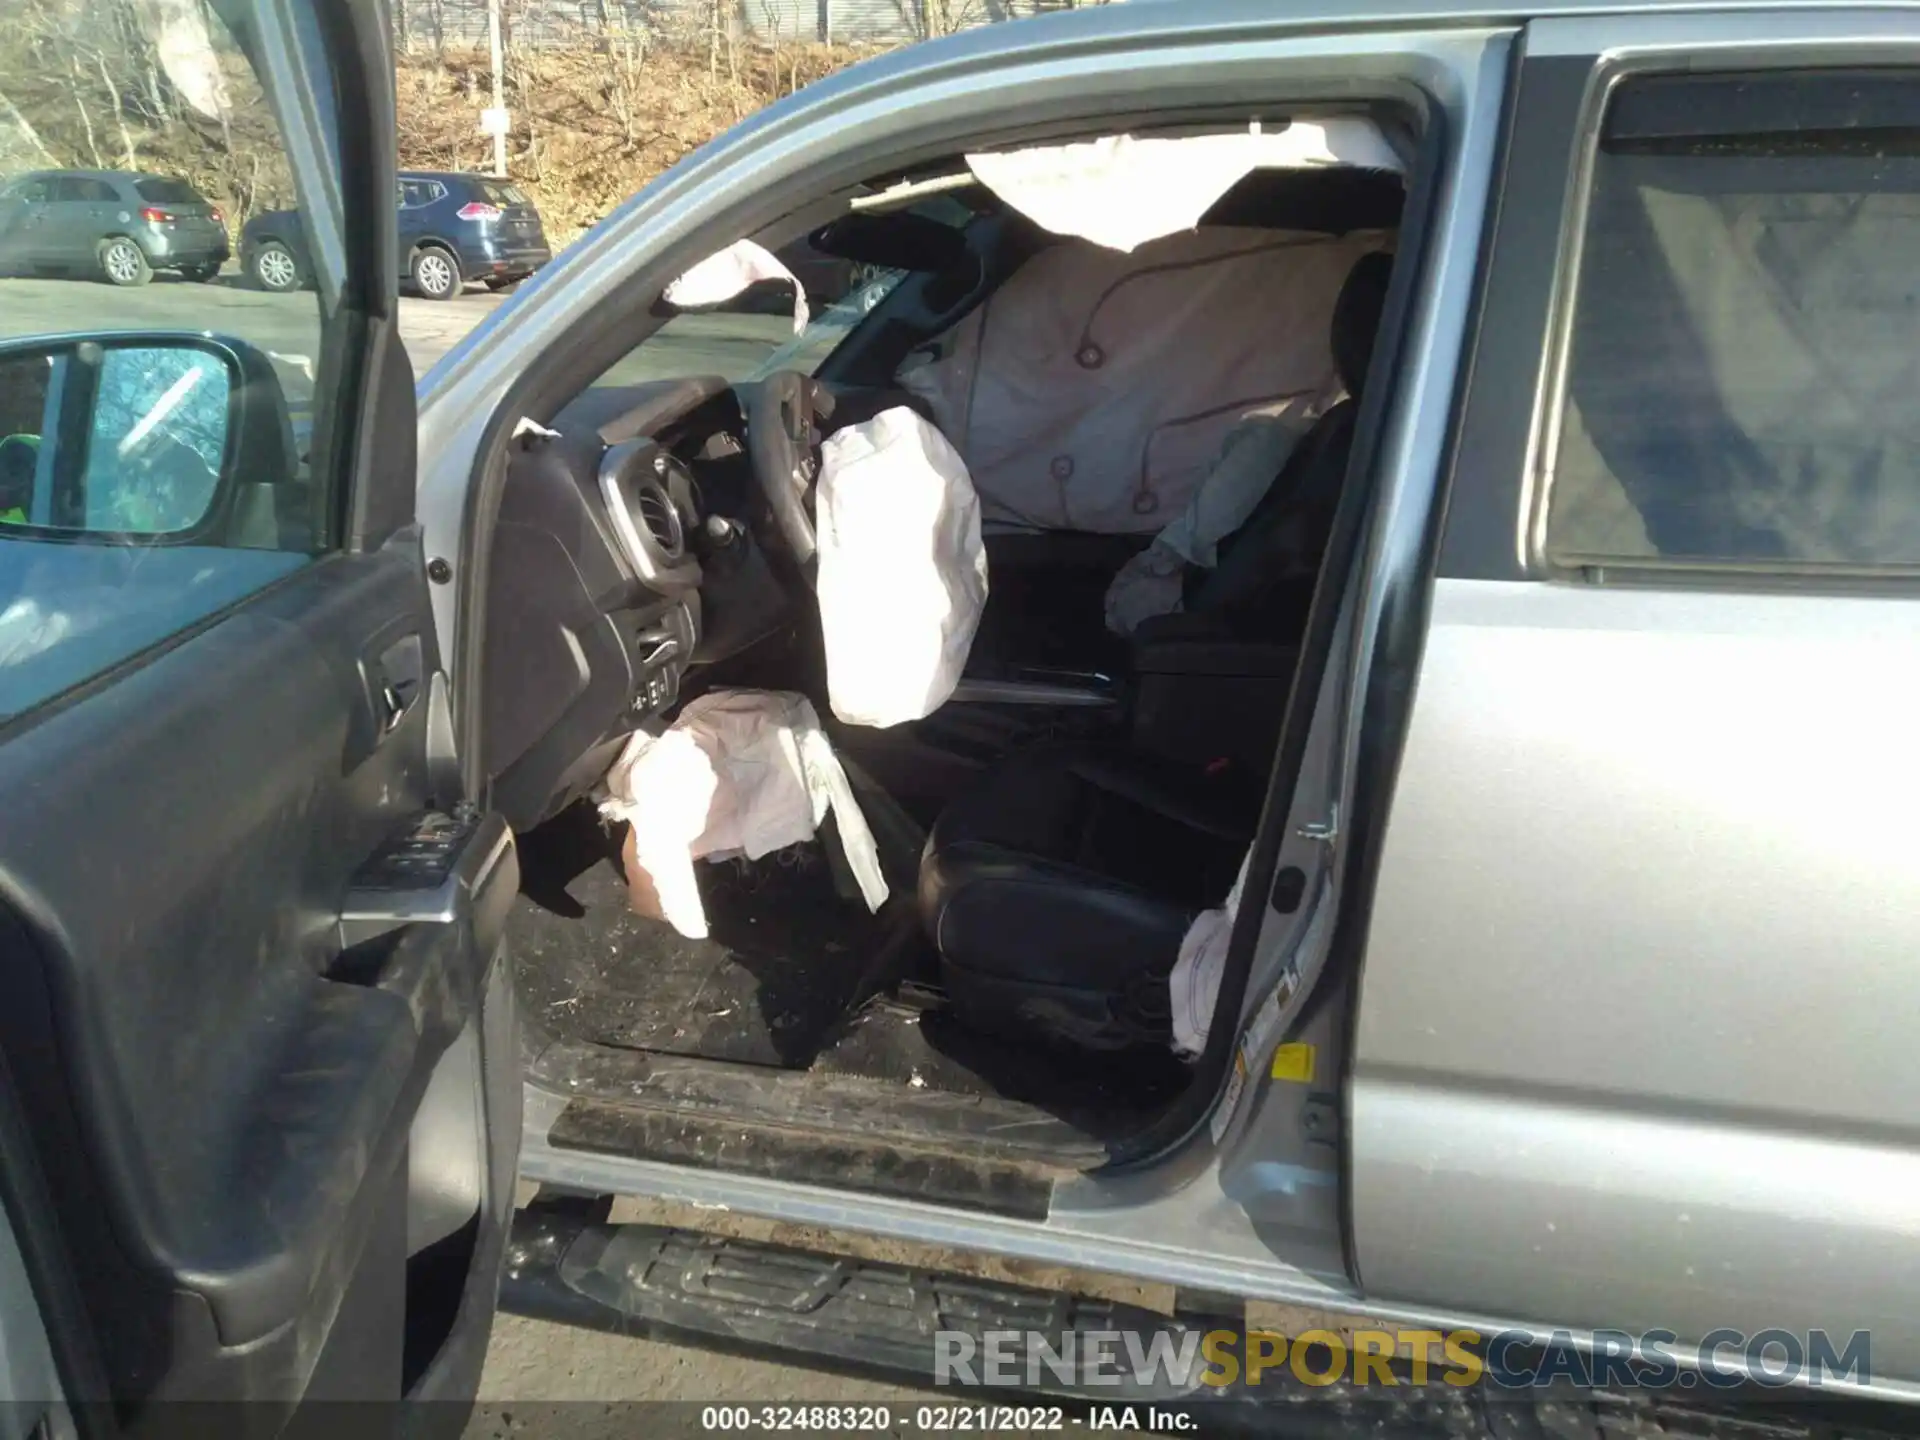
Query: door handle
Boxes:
[{"xmin": 367, "ymin": 631, "xmax": 425, "ymax": 736}]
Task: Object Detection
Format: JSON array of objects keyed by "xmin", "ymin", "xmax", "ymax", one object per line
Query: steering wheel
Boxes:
[{"xmin": 746, "ymin": 370, "xmax": 835, "ymax": 580}]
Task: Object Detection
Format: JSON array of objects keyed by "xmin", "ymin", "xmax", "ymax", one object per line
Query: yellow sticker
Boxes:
[{"xmin": 1270, "ymin": 1043, "xmax": 1316, "ymax": 1084}]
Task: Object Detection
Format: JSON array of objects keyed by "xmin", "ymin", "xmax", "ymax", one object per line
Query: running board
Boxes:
[
  {"xmin": 500, "ymin": 1210, "xmax": 1920, "ymax": 1440},
  {"xmin": 501, "ymin": 1207, "xmax": 1215, "ymax": 1404}
]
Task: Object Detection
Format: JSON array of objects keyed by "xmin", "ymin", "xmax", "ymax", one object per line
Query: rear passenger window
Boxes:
[
  {"xmin": 132, "ymin": 178, "xmax": 198, "ymax": 205},
  {"xmin": 1545, "ymin": 71, "xmax": 1920, "ymax": 573}
]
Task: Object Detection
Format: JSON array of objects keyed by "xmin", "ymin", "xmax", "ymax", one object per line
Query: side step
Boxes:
[
  {"xmin": 501, "ymin": 1206, "xmax": 1217, "ymax": 1404},
  {"xmin": 500, "ymin": 1209, "xmax": 1920, "ymax": 1440}
]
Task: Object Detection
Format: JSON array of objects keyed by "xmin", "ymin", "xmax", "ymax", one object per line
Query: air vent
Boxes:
[
  {"xmin": 633, "ymin": 476, "xmax": 683, "ymax": 560},
  {"xmin": 598, "ymin": 440, "xmax": 696, "ymax": 589}
]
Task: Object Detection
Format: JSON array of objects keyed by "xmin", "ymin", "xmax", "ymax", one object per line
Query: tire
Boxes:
[
  {"xmin": 98, "ymin": 236, "xmax": 151, "ymax": 287},
  {"xmin": 848, "ymin": 262, "xmax": 887, "ymax": 312},
  {"xmin": 180, "ymin": 263, "xmax": 220, "ymax": 283},
  {"xmin": 410, "ymin": 245, "xmax": 461, "ymax": 301},
  {"xmin": 249, "ymin": 240, "xmax": 302, "ymax": 293}
]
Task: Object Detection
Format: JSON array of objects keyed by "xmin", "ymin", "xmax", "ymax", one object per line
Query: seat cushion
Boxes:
[{"xmin": 918, "ymin": 745, "xmax": 1256, "ymax": 1050}]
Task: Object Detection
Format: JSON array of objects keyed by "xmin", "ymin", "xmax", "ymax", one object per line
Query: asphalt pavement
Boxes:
[{"xmin": 0, "ymin": 268, "xmax": 818, "ymax": 403}]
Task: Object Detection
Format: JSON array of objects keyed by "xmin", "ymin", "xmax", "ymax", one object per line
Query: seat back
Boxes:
[{"xmin": 1186, "ymin": 251, "xmax": 1392, "ymax": 636}]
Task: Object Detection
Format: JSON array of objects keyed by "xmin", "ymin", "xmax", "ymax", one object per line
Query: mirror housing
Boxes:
[
  {"xmin": 809, "ymin": 212, "xmax": 969, "ymax": 273},
  {"xmin": 0, "ymin": 331, "xmax": 298, "ymax": 545}
]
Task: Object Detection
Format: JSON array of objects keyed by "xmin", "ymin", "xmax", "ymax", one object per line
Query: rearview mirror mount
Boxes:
[{"xmin": 808, "ymin": 212, "xmax": 969, "ymax": 273}]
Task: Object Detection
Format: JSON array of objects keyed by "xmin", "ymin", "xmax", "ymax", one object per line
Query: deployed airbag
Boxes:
[
  {"xmin": 815, "ymin": 408, "xmax": 989, "ymax": 728},
  {"xmin": 599, "ymin": 689, "xmax": 887, "ymax": 939},
  {"xmin": 900, "ymin": 227, "xmax": 1386, "ymax": 534},
  {"xmin": 1103, "ymin": 405, "xmax": 1321, "ymax": 634},
  {"xmin": 1170, "ymin": 849, "xmax": 1251, "ymax": 1058},
  {"xmin": 664, "ymin": 239, "xmax": 810, "ymax": 335},
  {"xmin": 966, "ymin": 120, "xmax": 1405, "ymax": 254}
]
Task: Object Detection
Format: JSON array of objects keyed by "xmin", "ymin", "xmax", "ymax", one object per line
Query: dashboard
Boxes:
[{"xmin": 480, "ymin": 375, "xmax": 792, "ymax": 833}]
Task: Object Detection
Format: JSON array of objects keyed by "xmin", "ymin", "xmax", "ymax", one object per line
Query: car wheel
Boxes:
[
  {"xmin": 180, "ymin": 263, "xmax": 221, "ymax": 283},
  {"xmin": 250, "ymin": 241, "xmax": 302, "ymax": 293},
  {"xmin": 411, "ymin": 246, "xmax": 460, "ymax": 301},
  {"xmin": 849, "ymin": 263, "xmax": 888, "ymax": 312},
  {"xmin": 98, "ymin": 237, "xmax": 151, "ymax": 287}
]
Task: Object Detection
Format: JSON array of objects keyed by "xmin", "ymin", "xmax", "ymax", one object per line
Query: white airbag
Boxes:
[
  {"xmin": 900, "ymin": 227, "xmax": 1385, "ymax": 534},
  {"xmin": 1104, "ymin": 405, "xmax": 1320, "ymax": 634},
  {"xmin": 1171, "ymin": 849, "xmax": 1252, "ymax": 1058},
  {"xmin": 966, "ymin": 120, "xmax": 1405, "ymax": 254},
  {"xmin": 815, "ymin": 408, "xmax": 989, "ymax": 728},
  {"xmin": 599, "ymin": 689, "xmax": 887, "ymax": 940},
  {"xmin": 664, "ymin": 239, "xmax": 810, "ymax": 335}
]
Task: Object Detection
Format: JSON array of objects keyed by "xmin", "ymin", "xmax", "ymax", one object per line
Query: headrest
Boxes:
[{"xmin": 1331, "ymin": 251, "xmax": 1393, "ymax": 399}]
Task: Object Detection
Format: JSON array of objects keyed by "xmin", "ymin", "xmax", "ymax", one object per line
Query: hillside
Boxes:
[
  {"xmin": 0, "ymin": 0, "xmax": 874, "ymax": 251},
  {"xmin": 395, "ymin": 38, "xmax": 873, "ymax": 245}
]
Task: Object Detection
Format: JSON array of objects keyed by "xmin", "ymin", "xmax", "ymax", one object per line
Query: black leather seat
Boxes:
[
  {"xmin": 918, "ymin": 746, "xmax": 1259, "ymax": 1050},
  {"xmin": 918, "ymin": 252, "xmax": 1393, "ymax": 1053}
]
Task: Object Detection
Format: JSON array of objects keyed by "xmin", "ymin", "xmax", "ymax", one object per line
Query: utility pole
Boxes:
[{"xmin": 486, "ymin": 0, "xmax": 507, "ymax": 177}]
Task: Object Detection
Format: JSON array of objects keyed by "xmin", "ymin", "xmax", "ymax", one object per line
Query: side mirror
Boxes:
[{"xmin": 0, "ymin": 332, "xmax": 296, "ymax": 543}]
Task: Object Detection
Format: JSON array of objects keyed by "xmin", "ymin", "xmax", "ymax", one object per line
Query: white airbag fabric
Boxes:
[
  {"xmin": 815, "ymin": 408, "xmax": 988, "ymax": 728},
  {"xmin": 966, "ymin": 121, "xmax": 1405, "ymax": 254},
  {"xmin": 664, "ymin": 239, "xmax": 810, "ymax": 335},
  {"xmin": 1171, "ymin": 848, "xmax": 1252, "ymax": 1058},
  {"xmin": 900, "ymin": 227, "xmax": 1385, "ymax": 534},
  {"xmin": 1104, "ymin": 405, "xmax": 1321, "ymax": 635},
  {"xmin": 599, "ymin": 689, "xmax": 887, "ymax": 940}
]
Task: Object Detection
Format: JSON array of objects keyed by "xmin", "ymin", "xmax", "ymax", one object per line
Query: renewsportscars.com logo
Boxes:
[{"xmin": 933, "ymin": 1327, "xmax": 1873, "ymax": 1392}]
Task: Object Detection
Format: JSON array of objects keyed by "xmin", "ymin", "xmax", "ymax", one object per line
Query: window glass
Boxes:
[
  {"xmin": 1547, "ymin": 71, "xmax": 1920, "ymax": 571},
  {"xmin": 132, "ymin": 177, "xmax": 200, "ymax": 205},
  {"xmin": 480, "ymin": 181, "xmax": 528, "ymax": 206},
  {"xmin": 0, "ymin": 0, "xmax": 346, "ymax": 720},
  {"xmin": 590, "ymin": 200, "xmax": 971, "ymax": 390}
]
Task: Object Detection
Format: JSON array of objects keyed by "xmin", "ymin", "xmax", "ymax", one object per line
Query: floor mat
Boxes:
[{"xmin": 510, "ymin": 805, "xmax": 889, "ymax": 1069}]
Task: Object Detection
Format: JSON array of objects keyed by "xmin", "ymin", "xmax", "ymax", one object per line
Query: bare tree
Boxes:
[{"xmin": 897, "ymin": 0, "xmax": 986, "ymax": 41}]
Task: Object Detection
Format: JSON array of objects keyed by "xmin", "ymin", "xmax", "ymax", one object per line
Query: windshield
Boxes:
[
  {"xmin": 589, "ymin": 198, "xmax": 974, "ymax": 391},
  {"xmin": 591, "ymin": 265, "xmax": 910, "ymax": 390}
]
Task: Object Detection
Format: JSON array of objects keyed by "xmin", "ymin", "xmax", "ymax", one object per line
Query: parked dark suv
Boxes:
[
  {"xmin": 0, "ymin": 170, "xmax": 229, "ymax": 286},
  {"xmin": 241, "ymin": 170, "xmax": 553, "ymax": 300}
]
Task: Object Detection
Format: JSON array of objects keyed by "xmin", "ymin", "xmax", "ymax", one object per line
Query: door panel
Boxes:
[
  {"xmin": 0, "ymin": 0, "xmax": 515, "ymax": 1419},
  {"xmin": 1351, "ymin": 13, "xmax": 1920, "ymax": 1390},
  {"xmin": 0, "ymin": 544, "xmax": 515, "ymax": 1403}
]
